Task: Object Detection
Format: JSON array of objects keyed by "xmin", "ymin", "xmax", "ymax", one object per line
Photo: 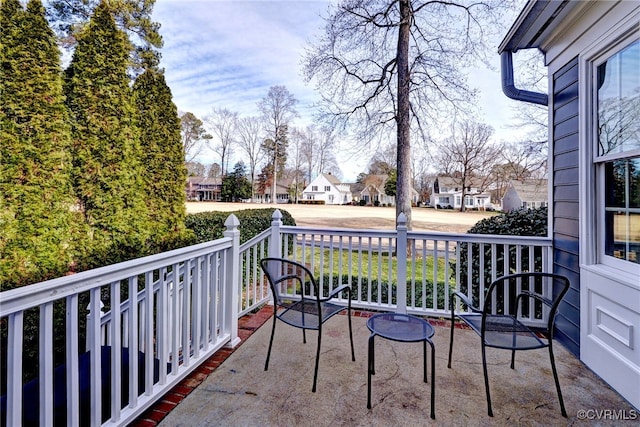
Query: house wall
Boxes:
[
  {"xmin": 542, "ymin": 0, "xmax": 640, "ymax": 408},
  {"xmin": 551, "ymin": 56, "xmax": 581, "ymax": 356},
  {"xmin": 302, "ymin": 175, "xmax": 350, "ymax": 205}
]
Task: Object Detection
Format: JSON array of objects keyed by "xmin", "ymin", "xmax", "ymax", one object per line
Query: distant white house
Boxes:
[
  {"xmin": 501, "ymin": 179, "xmax": 548, "ymax": 212},
  {"xmin": 430, "ymin": 176, "xmax": 492, "ymax": 210},
  {"xmin": 302, "ymin": 173, "xmax": 352, "ymax": 205}
]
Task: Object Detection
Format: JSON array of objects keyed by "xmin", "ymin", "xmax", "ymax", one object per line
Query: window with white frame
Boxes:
[
  {"xmin": 312, "ymin": 185, "xmax": 318, "ymax": 191},
  {"xmin": 324, "ymin": 185, "xmax": 331, "ymax": 191},
  {"xmin": 594, "ymin": 39, "xmax": 640, "ymax": 266}
]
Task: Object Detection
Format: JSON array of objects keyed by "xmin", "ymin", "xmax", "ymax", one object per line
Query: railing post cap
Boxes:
[
  {"xmin": 272, "ymin": 209, "xmax": 282, "ymax": 220},
  {"xmin": 224, "ymin": 213, "xmax": 240, "ymax": 229},
  {"xmin": 397, "ymin": 212, "xmax": 407, "ymax": 226}
]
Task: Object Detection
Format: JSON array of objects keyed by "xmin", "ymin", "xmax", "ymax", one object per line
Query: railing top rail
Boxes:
[
  {"xmin": 0, "ymin": 236, "xmax": 233, "ymax": 316},
  {"xmin": 280, "ymin": 224, "xmax": 551, "ymax": 246},
  {"xmin": 239, "ymin": 228, "xmax": 271, "ymax": 251},
  {"xmin": 407, "ymin": 230, "xmax": 552, "ymax": 246},
  {"xmin": 280, "ymin": 225, "xmax": 397, "ymax": 239}
]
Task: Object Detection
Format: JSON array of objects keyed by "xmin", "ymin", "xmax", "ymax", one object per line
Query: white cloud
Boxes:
[
  {"xmin": 153, "ymin": 0, "xmax": 535, "ymax": 181},
  {"xmin": 155, "ymin": 0, "xmax": 326, "ymax": 120}
]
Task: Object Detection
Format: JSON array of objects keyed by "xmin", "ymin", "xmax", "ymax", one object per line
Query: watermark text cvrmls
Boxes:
[{"xmin": 576, "ymin": 409, "xmax": 638, "ymax": 421}]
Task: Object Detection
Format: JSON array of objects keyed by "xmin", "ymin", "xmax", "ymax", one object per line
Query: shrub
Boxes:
[
  {"xmin": 373, "ymin": 200, "xmax": 380, "ymax": 207},
  {"xmin": 309, "ymin": 274, "xmax": 448, "ymax": 310},
  {"xmin": 358, "ymin": 199, "xmax": 366, "ymax": 206},
  {"xmin": 454, "ymin": 207, "xmax": 548, "ymax": 307},
  {"xmin": 185, "ymin": 208, "xmax": 296, "ymax": 244},
  {"xmin": 298, "ymin": 200, "xmax": 325, "ymax": 205}
]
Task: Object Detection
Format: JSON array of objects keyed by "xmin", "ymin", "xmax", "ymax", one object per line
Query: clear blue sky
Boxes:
[{"xmin": 153, "ymin": 0, "xmax": 533, "ymax": 181}]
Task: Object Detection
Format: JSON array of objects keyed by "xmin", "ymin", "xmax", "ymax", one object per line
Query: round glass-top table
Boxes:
[{"xmin": 366, "ymin": 313, "xmax": 435, "ymax": 419}]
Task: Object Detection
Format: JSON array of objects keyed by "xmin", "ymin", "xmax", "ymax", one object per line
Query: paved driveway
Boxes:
[{"xmin": 186, "ymin": 202, "xmax": 496, "ymax": 233}]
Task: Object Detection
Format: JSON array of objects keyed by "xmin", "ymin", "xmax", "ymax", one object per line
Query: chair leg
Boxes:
[
  {"xmin": 548, "ymin": 343, "xmax": 567, "ymax": 417},
  {"xmin": 348, "ymin": 307, "xmax": 355, "ymax": 361},
  {"xmin": 312, "ymin": 328, "xmax": 322, "ymax": 392},
  {"xmin": 264, "ymin": 315, "xmax": 277, "ymax": 371},
  {"xmin": 303, "ymin": 328, "xmax": 306, "ymax": 344},
  {"xmin": 427, "ymin": 339, "xmax": 436, "ymax": 420},
  {"xmin": 367, "ymin": 333, "xmax": 375, "ymax": 409},
  {"xmin": 447, "ymin": 308, "xmax": 455, "ymax": 369},
  {"xmin": 481, "ymin": 344, "xmax": 493, "ymax": 417}
]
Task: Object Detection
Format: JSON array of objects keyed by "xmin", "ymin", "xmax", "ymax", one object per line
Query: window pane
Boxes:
[
  {"xmin": 631, "ymin": 157, "xmax": 640, "ymax": 208},
  {"xmin": 597, "ymin": 41, "xmax": 640, "ymax": 156},
  {"xmin": 605, "ymin": 160, "xmax": 626, "ymax": 207},
  {"xmin": 604, "ymin": 157, "xmax": 640, "ymax": 264}
]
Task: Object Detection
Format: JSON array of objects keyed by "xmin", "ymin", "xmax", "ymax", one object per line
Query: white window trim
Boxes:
[{"xmin": 579, "ymin": 15, "xmax": 640, "ymax": 280}]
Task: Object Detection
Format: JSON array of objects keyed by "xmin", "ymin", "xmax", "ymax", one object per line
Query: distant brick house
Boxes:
[{"xmin": 186, "ymin": 177, "xmax": 221, "ymax": 201}]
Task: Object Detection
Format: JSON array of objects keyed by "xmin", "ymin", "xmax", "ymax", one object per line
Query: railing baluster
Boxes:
[
  {"xmin": 66, "ymin": 295, "xmax": 80, "ymax": 427},
  {"xmin": 39, "ymin": 302, "xmax": 54, "ymax": 425},
  {"xmin": 479, "ymin": 243, "xmax": 485, "ymax": 309},
  {"xmin": 211, "ymin": 254, "xmax": 219, "ymax": 347},
  {"xmin": 157, "ymin": 269, "xmax": 168, "ymax": 377},
  {"xmin": 443, "ymin": 240, "xmax": 450, "ymax": 312},
  {"xmin": 371, "ymin": 237, "xmax": 384, "ymax": 304},
  {"xmin": 357, "ymin": 236, "xmax": 363, "ymax": 304},
  {"xmin": 144, "ymin": 271, "xmax": 155, "ymax": 394},
  {"xmin": 193, "ymin": 257, "xmax": 202, "ymax": 359},
  {"xmin": 491, "ymin": 244, "xmax": 498, "ymax": 313},
  {"xmin": 89, "ymin": 287, "xmax": 102, "ymax": 425},
  {"xmin": 128, "ymin": 276, "xmax": 140, "ymax": 406},
  {"xmin": 182, "ymin": 260, "xmax": 192, "ymax": 368},
  {"xmin": 388, "ymin": 237, "xmax": 393, "ymax": 306},
  {"xmin": 7, "ymin": 311, "xmax": 23, "ymax": 426},
  {"xmin": 427, "ymin": 239, "xmax": 432, "ymax": 310},
  {"xmin": 410, "ymin": 239, "xmax": 416, "ymax": 309},
  {"xmin": 367, "ymin": 237, "xmax": 372, "ymax": 304},
  {"xmin": 110, "ymin": 280, "xmax": 122, "ymax": 422},
  {"xmin": 171, "ymin": 263, "xmax": 180, "ymax": 373}
]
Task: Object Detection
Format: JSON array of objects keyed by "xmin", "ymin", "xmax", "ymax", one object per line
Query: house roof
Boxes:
[
  {"xmin": 436, "ymin": 176, "xmax": 486, "ymax": 190},
  {"xmin": 199, "ymin": 177, "xmax": 222, "ymax": 185},
  {"xmin": 362, "ymin": 174, "xmax": 388, "ymax": 190},
  {"xmin": 508, "ymin": 179, "xmax": 548, "ymax": 201},
  {"xmin": 322, "ymin": 173, "xmax": 342, "ymax": 185},
  {"xmin": 498, "ymin": 0, "xmax": 581, "ymax": 53}
]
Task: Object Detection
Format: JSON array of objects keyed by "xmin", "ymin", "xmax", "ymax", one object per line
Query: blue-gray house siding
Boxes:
[{"xmin": 552, "ymin": 57, "xmax": 580, "ymax": 356}]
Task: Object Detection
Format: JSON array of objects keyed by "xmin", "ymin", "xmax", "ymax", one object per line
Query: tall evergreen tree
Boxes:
[
  {"xmin": 133, "ymin": 67, "xmax": 187, "ymax": 243},
  {"xmin": 0, "ymin": 0, "xmax": 78, "ymax": 288},
  {"xmin": 65, "ymin": 0, "xmax": 149, "ymax": 267}
]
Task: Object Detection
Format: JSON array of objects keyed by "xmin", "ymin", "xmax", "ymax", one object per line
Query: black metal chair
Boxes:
[
  {"xmin": 260, "ymin": 257, "xmax": 355, "ymax": 392},
  {"xmin": 448, "ymin": 272, "xmax": 570, "ymax": 417}
]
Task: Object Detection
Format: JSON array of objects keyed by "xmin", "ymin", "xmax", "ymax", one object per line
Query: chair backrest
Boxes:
[
  {"xmin": 482, "ymin": 272, "xmax": 570, "ymax": 333},
  {"xmin": 260, "ymin": 257, "xmax": 318, "ymax": 305}
]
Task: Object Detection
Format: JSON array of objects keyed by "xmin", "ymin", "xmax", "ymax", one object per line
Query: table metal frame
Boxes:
[{"xmin": 366, "ymin": 312, "xmax": 435, "ymax": 419}]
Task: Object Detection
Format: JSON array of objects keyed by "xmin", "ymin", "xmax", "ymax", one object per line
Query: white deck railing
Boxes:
[
  {"xmin": 0, "ymin": 209, "xmax": 552, "ymax": 426},
  {"xmin": 0, "ymin": 216, "xmax": 241, "ymax": 427},
  {"xmin": 270, "ymin": 210, "xmax": 552, "ymax": 320}
]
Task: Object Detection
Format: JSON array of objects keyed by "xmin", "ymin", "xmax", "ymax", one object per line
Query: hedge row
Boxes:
[{"xmin": 185, "ymin": 208, "xmax": 296, "ymax": 244}]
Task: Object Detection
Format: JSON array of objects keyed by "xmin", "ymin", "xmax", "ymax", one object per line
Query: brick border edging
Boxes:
[{"xmin": 130, "ymin": 307, "xmax": 464, "ymax": 426}]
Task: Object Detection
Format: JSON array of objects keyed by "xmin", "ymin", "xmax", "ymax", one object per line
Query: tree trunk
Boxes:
[{"xmin": 396, "ymin": 0, "xmax": 412, "ymax": 230}]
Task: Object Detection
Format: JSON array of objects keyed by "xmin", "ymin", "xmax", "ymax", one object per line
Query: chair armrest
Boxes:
[
  {"xmin": 323, "ymin": 284, "xmax": 351, "ymax": 301},
  {"xmin": 450, "ymin": 291, "xmax": 481, "ymax": 313},
  {"xmin": 520, "ymin": 290, "xmax": 553, "ymax": 307}
]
